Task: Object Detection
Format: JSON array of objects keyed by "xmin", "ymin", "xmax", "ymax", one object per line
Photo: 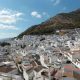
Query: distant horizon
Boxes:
[{"xmin": 0, "ymin": 0, "xmax": 80, "ymax": 39}]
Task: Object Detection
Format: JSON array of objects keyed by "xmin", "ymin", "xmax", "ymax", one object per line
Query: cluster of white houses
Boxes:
[{"xmin": 0, "ymin": 29, "xmax": 80, "ymax": 80}]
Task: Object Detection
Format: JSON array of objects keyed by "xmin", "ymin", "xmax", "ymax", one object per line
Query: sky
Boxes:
[{"xmin": 0, "ymin": 0, "xmax": 80, "ymax": 39}]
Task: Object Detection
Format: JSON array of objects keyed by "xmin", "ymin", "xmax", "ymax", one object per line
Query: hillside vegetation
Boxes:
[{"xmin": 18, "ymin": 9, "xmax": 80, "ymax": 38}]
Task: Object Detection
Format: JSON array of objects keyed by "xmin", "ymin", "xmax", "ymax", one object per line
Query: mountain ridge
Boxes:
[{"xmin": 18, "ymin": 9, "xmax": 80, "ymax": 38}]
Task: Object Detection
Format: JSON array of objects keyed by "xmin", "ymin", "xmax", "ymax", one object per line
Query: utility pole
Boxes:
[{"xmin": 47, "ymin": 64, "xmax": 51, "ymax": 80}]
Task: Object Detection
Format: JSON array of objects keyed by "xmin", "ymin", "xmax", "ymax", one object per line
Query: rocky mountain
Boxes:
[{"xmin": 18, "ymin": 9, "xmax": 80, "ymax": 38}]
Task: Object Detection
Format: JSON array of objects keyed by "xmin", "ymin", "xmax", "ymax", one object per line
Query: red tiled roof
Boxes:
[
  {"xmin": 64, "ymin": 65, "xmax": 80, "ymax": 72},
  {"xmin": 0, "ymin": 66, "xmax": 15, "ymax": 73}
]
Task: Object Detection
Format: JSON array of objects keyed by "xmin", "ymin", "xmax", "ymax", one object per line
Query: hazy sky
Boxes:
[{"xmin": 0, "ymin": 0, "xmax": 80, "ymax": 39}]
